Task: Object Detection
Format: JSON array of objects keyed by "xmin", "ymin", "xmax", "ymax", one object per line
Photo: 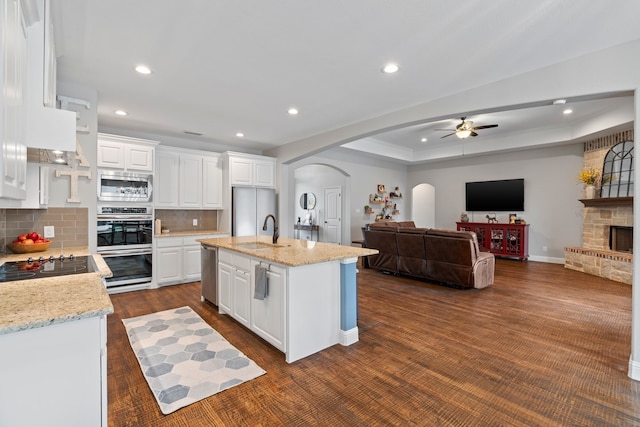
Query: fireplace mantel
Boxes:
[{"xmin": 579, "ymin": 196, "xmax": 633, "ymax": 207}]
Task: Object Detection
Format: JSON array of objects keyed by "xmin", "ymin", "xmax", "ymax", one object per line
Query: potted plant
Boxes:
[
  {"xmin": 576, "ymin": 167, "xmax": 600, "ymax": 198},
  {"xmin": 364, "ymin": 205, "xmax": 373, "ymax": 214}
]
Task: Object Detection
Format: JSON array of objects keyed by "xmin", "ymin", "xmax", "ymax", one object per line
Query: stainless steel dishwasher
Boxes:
[{"xmin": 201, "ymin": 245, "xmax": 217, "ymax": 305}]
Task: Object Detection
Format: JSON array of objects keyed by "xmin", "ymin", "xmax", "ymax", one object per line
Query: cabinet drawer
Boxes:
[
  {"xmin": 233, "ymin": 253, "xmax": 252, "ymax": 271},
  {"xmin": 182, "ymin": 236, "xmax": 201, "ymax": 246},
  {"xmin": 219, "ymin": 249, "xmax": 234, "ymax": 264},
  {"xmin": 156, "ymin": 237, "xmax": 182, "ymax": 248},
  {"xmin": 183, "ymin": 234, "xmax": 219, "ymax": 246}
]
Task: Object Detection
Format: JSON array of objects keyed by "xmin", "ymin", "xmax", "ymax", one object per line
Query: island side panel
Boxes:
[
  {"xmin": 340, "ymin": 257, "xmax": 359, "ymax": 346},
  {"xmin": 286, "ymin": 261, "xmax": 341, "ymax": 363}
]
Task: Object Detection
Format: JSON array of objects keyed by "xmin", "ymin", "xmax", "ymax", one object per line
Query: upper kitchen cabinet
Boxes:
[
  {"xmin": 0, "ymin": 0, "xmax": 28, "ymax": 198},
  {"xmin": 155, "ymin": 146, "xmax": 222, "ymax": 209},
  {"xmin": 24, "ymin": 0, "xmax": 75, "ymax": 151},
  {"xmin": 97, "ymin": 133, "xmax": 157, "ymax": 172},
  {"xmin": 226, "ymin": 152, "xmax": 276, "ymax": 188}
]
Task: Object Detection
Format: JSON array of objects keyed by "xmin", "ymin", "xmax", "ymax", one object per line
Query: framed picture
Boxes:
[
  {"xmin": 509, "ymin": 213, "xmax": 517, "ymax": 224},
  {"xmin": 377, "ymin": 184, "xmax": 386, "ymax": 193}
]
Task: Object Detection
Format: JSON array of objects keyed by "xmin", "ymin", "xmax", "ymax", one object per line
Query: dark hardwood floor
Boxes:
[{"xmin": 107, "ymin": 259, "xmax": 640, "ymax": 426}]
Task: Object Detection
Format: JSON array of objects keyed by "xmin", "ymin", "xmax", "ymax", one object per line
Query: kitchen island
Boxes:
[
  {"xmin": 0, "ymin": 248, "xmax": 114, "ymax": 427},
  {"xmin": 198, "ymin": 235, "xmax": 378, "ymax": 363}
]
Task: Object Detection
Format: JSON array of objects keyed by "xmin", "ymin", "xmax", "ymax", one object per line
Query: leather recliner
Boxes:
[{"xmin": 362, "ymin": 224, "xmax": 495, "ymax": 289}]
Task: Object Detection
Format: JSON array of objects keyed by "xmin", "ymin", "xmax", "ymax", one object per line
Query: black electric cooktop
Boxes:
[{"xmin": 0, "ymin": 255, "xmax": 93, "ymax": 283}]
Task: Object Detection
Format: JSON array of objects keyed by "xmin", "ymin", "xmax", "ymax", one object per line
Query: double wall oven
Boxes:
[{"xmin": 97, "ymin": 205, "xmax": 153, "ymax": 291}]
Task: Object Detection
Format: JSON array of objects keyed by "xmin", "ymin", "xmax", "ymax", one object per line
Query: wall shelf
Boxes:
[{"xmin": 579, "ymin": 196, "xmax": 633, "ymax": 207}]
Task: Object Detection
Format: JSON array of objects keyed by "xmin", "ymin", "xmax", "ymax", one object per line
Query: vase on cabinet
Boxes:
[{"xmin": 585, "ymin": 185, "xmax": 597, "ymax": 199}]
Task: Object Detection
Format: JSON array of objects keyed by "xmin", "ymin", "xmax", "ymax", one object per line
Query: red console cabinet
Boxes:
[{"xmin": 456, "ymin": 222, "xmax": 529, "ymax": 261}]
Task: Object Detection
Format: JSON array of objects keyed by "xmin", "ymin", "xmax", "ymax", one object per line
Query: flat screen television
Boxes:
[{"xmin": 465, "ymin": 179, "xmax": 524, "ymax": 211}]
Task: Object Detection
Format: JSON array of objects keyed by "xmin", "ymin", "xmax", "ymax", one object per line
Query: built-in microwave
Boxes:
[{"xmin": 97, "ymin": 170, "xmax": 152, "ymax": 203}]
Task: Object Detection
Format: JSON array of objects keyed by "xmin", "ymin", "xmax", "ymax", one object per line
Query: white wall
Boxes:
[
  {"xmin": 54, "ymin": 83, "xmax": 99, "ymax": 250},
  {"xmin": 294, "ymin": 164, "xmax": 343, "ymax": 241},
  {"xmin": 284, "ymin": 149, "xmax": 407, "ymax": 244},
  {"xmin": 407, "ymin": 143, "xmax": 584, "ymax": 262}
]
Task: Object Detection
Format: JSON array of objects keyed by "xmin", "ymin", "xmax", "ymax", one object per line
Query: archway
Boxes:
[
  {"xmin": 293, "ymin": 164, "xmax": 349, "ymax": 244},
  {"xmin": 412, "ymin": 183, "xmax": 435, "ymax": 228}
]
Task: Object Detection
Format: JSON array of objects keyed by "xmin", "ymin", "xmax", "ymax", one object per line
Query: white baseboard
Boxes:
[
  {"xmin": 629, "ymin": 357, "xmax": 640, "ymax": 381},
  {"xmin": 528, "ymin": 255, "xmax": 565, "ymax": 264},
  {"xmin": 340, "ymin": 326, "xmax": 359, "ymax": 346}
]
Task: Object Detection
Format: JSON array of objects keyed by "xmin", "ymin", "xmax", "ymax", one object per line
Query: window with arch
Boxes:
[{"xmin": 600, "ymin": 140, "xmax": 634, "ymax": 198}]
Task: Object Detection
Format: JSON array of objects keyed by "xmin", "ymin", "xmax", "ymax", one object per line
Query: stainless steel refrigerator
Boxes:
[{"xmin": 232, "ymin": 187, "xmax": 277, "ymax": 236}]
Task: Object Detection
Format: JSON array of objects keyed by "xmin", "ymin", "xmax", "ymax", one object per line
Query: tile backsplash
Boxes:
[
  {"xmin": 155, "ymin": 209, "xmax": 218, "ymax": 233},
  {"xmin": 0, "ymin": 208, "xmax": 88, "ymax": 253}
]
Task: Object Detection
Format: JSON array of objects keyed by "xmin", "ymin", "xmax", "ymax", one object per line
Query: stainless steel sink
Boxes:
[{"xmin": 233, "ymin": 242, "xmax": 289, "ymax": 249}]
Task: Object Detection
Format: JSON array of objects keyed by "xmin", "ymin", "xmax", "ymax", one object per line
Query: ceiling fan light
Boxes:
[{"xmin": 456, "ymin": 130, "xmax": 472, "ymax": 139}]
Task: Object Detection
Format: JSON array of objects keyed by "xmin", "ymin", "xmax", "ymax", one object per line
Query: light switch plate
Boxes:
[
  {"xmin": 44, "ymin": 226, "xmax": 55, "ymax": 238},
  {"xmin": 192, "ymin": 219, "xmax": 198, "ymax": 226}
]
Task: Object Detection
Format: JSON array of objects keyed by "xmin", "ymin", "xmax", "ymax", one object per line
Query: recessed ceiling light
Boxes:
[
  {"xmin": 236, "ymin": 132, "xmax": 245, "ymax": 138},
  {"xmin": 51, "ymin": 150, "xmax": 64, "ymax": 154},
  {"xmin": 382, "ymin": 63, "xmax": 399, "ymax": 74},
  {"xmin": 288, "ymin": 108, "xmax": 299, "ymax": 115},
  {"xmin": 421, "ymin": 137, "xmax": 428, "ymax": 143},
  {"xmin": 553, "ymin": 99, "xmax": 567, "ymax": 105},
  {"xmin": 563, "ymin": 108, "xmax": 573, "ymax": 115},
  {"xmin": 135, "ymin": 65, "xmax": 152, "ymax": 75},
  {"xmin": 114, "ymin": 110, "xmax": 128, "ymax": 116}
]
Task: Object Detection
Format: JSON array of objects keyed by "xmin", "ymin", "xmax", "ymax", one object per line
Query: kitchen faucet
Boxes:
[{"xmin": 262, "ymin": 214, "xmax": 279, "ymax": 244}]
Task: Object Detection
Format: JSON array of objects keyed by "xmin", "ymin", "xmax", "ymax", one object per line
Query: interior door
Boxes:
[{"xmin": 323, "ymin": 186, "xmax": 341, "ymax": 244}]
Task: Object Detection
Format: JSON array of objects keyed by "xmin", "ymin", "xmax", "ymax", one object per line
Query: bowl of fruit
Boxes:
[{"xmin": 7, "ymin": 231, "xmax": 52, "ymax": 254}]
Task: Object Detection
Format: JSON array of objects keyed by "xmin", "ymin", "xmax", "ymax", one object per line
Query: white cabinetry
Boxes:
[
  {"xmin": 215, "ymin": 246, "xmax": 343, "ymax": 363},
  {"xmin": 155, "ymin": 147, "xmax": 222, "ymax": 209},
  {"xmin": 231, "ymin": 253, "xmax": 251, "ymax": 328},
  {"xmin": 217, "ymin": 254, "xmax": 233, "ymax": 314},
  {"xmin": 227, "ymin": 152, "xmax": 275, "ymax": 188},
  {"xmin": 179, "ymin": 154, "xmax": 203, "ymax": 208},
  {"xmin": 24, "ymin": 0, "xmax": 76, "ymax": 152},
  {"xmin": 183, "ymin": 237, "xmax": 204, "ymax": 281},
  {"xmin": 0, "ymin": 315, "xmax": 108, "ymax": 426},
  {"xmin": 217, "ymin": 249, "xmax": 286, "ymax": 351},
  {"xmin": 202, "ymin": 155, "xmax": 223, "ymax": 208},
  {"xmin": 155, "ymin": 234, "xmax": 228, "ymax": 286},
  {"xmin": 251, "ymin": 260, "xmax": 286, "ymax": 351},
  {"xmin": 155, "ymin": 237, "xmax": 182, "ymax": 284},
  {"xmin": 0, "ymin": 163, "xmax": 48, "ymax": 208},
  {"xmin": 97, "ymin": 133, "xmax": 156, "ymax": 172},
  {"xmin": 0, "ymin": 0, "xmax": 27, "ymax": 199},
  {"xmin": 154, "ymin": 150, "xmax": 179, "ymax": 207}
]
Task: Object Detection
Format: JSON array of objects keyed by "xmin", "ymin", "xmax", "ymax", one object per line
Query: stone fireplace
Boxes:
[{"xmin": 564, "ymin": 129, "xmax": 634, "ymax": 285}]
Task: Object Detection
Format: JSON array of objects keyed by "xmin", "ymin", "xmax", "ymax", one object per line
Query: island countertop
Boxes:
[
  {"xmin": 0, "ymin": 247, "xmax": 114, "ymax": 335},
  {"xmin": 154, "ymin": 229, "xmax": 229, "ymax": 238},
  {"xmin": 197, "ymin": 235, "xmax": 378, "ymax": 267}
]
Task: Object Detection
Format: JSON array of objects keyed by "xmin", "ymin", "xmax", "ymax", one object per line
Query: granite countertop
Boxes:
[
  {"xmin": 198, "ymin": 235, "xmax": 378, "ymax": 267},
  {"xmin": 0, "ymin": 247, "xmax": 114, "ymax": 335},
  {"xmin": 155, "ymin": 229, "xmax": 229, "ymax": 238}
]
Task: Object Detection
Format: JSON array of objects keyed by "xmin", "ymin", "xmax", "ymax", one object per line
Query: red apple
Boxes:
[
  {"xmin": 27, "ymin": 232, "xmax": 40, "ymax": 241},
  {"xmin": 17, "ymin": 234, "xmax": 27, "ymax": 241}
]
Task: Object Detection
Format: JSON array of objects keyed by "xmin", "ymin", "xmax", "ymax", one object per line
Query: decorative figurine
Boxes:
[
  {"xmin": 486, "ymin": 213, "xmax": 497, "ymax": 224},
  {"xmin": 460, "ymin": 212, "xmax": 469, "ymax": 222}
]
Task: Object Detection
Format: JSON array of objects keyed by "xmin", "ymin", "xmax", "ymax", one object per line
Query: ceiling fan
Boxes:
[{"xmin": 437, "ymin": 117, "xmax": 498, "ymax": 139}]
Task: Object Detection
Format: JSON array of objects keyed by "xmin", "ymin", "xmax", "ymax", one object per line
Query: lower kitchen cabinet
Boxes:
[
  {"xmin": 231, "ymin": 253, "xmax": 251, "ymax": 328},
  {"xmin": 0, "ymin": 315, "xmax": 107, "ymax": 426},
  {"xmin": 217, "ymin": 249, "xmax": 286, "ymax": 352},
  {"xmin": 251, "ymin": 260, "xmax": 286, "ymax": 351},
  {"xmin": 155, "ymin": 234, "xmax": 227, "ymax": 286}
]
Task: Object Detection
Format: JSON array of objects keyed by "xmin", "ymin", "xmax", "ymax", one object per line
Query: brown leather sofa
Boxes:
[{"xmin": 363, "ymin": 222, "xmax": 495, "ymax": 289}]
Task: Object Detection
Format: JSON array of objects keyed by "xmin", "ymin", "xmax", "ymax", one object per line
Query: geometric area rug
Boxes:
[{"xmin": 122, "ymin": 306, "xmax": 266, "ymax": 414}]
